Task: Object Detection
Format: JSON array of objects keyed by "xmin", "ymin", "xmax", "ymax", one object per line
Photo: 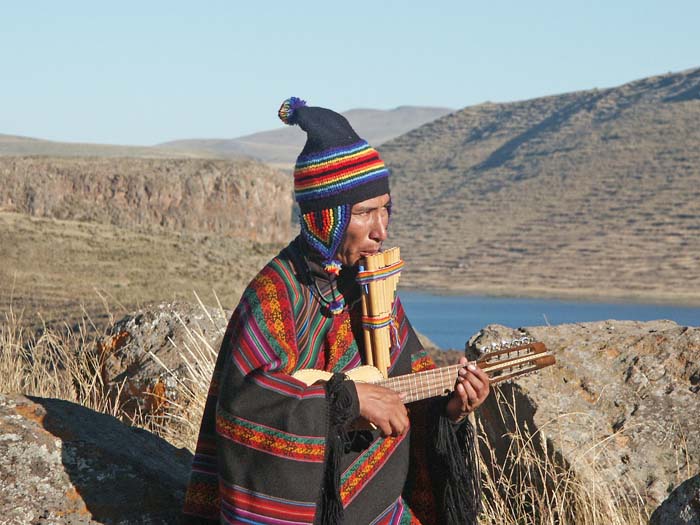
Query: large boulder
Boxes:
[
  {"xmin": 0, "ymin": 393, "xmax": 192, "ymax": 524},
  {"xmin": 469, "ymin": 320, "xmax": 700, "ymax": 516},
  {"xmin": 97, "ymin": 301, "xmax": 230, "ymax": 419}
]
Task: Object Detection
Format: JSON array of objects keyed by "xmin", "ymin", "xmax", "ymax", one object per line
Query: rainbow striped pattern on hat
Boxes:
[{"xmin": 294, "ymin": 140, "xmax": 389, "ymax": 205}]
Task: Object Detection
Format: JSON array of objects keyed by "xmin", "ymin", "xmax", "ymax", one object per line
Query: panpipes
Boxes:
[{"xmin": 357, "ymin": 247, "xmax": 404, "ymax": 378}]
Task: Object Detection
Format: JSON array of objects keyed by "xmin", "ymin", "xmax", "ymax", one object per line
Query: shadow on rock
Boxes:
[
  {"xmin": 0, "ymin": 393, "xmax": 192, "ymax": 524},
  {"xmin": 649, "ymin": 474, "xmax": 700, "ymax": 525}
]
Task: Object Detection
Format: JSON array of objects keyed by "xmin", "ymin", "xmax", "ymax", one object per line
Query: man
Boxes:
[{"xmin": 182, "ymin": 98, "xmax": 490, "ymax": 525}]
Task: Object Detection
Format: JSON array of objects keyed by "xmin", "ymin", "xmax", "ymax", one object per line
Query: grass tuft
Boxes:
[{"xmin": 477, "ymin": 388, "xmax": 649, "ymax": 524}]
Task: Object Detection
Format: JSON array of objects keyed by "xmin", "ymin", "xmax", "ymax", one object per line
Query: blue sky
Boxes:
[{"xmin": 2, "ymin": 0, "xmax": 698, "ymax": 145}]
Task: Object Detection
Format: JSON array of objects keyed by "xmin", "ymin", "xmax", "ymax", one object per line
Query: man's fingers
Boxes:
[
  {"xmin": 471, "ymin": 364, "xmax": 490, "ymax": 383},
  {"xmin": 447, "ymin": 359, "xmax": 493, "ymax": 421},
  {"xmin": 462, "ymin": 381, "xmax": 478, "ymax": 405},
  {"xmin": 378, "ymin": 421, "xmax": 393, "ymax": 436},
  {"xmin": 356, "ymin": 383, "xmax": 409, "ymax": 437},
  {"xmin": 463, "ymin": 362, "xmax": 489, "ymax": 400},
  {"xmin": 465, "ymin": 373, "xmax": 484, "ymax": 394},
  {"xmin": 376, "ymin": 414, "xmax": 408, "ymax": 437}
]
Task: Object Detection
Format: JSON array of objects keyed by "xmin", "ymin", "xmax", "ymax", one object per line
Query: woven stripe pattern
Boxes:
[
  {"xmin": 356, "ymin": 259, "xmax": 404, "ymax": 286},
  {"xmin": 182, "ymin": 238, "xmax": 446, "ymax": 524},
  {"xmin": 295, "ymin": 140, "xmax": 389, "ymax": 205}
]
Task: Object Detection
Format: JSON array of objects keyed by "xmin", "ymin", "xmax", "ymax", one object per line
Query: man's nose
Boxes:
[{"xmin": 369, "ymin": 212, "xmax": 388, "ymax": 242}]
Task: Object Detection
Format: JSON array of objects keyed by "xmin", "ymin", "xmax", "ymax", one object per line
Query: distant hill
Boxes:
[
  {"xmin": 4, "ymin": 71, "xmax": 700, "ymax": 315},
  {"xmin": 0, "ymin": 133, "xmax": 211, "ymax": 159},
  {"xmin": 158, "ymin": 106, "xmax": 454, "ymax": 169},
  {"xmin": 381, "ymin": 67, "xmax": 700, "ymax": 304},
  {"xmin": 1, "ymin": 106, "xmax": 452, "ymax": 166}
]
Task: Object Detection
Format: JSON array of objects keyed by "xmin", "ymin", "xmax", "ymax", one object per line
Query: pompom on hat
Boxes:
[{"xmin": 278, "ymin": 97, "xmax": 390, "ymax": 275}]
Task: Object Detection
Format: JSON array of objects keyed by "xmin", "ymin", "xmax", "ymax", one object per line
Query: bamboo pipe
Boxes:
[{"xmin": 360, "ymin": 248, "xmax": 402, "ymax": 379}]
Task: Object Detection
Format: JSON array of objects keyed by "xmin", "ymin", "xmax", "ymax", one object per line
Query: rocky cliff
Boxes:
[{"xmin": 0, "ymin": 156, "xmax": 293, "ymax": 242}]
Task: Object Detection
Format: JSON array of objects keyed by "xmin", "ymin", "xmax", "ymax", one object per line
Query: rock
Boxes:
[
  {"xmin": 649, "ymin": 474, "xmax": 700, "ymax": 525},
  {"xmin": 97, "ymin": 301, "xmax": 230, "ymax": 419},
  {"xmin": 469, "ymin": 320, "xmax": 700, "ymax": 514},
  {"xmin": 0, "ymin": 393, "xmax": 192, "ymax": 524},
  {"xmin": 415, "ymin": 328, "xmax": 440, "ymax": 352}
]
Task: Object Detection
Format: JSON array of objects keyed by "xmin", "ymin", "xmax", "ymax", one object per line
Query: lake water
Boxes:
[{"xmin": 399, "ymin": 290, "xmax": 700, "ymax": 350}]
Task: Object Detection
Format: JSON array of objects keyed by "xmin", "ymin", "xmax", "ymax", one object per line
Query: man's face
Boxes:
[{"xmin": 336, "ymin": 193, "xmax": 391, "ymax": 267}]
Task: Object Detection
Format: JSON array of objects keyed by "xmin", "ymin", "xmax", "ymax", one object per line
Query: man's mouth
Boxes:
[{"xmin": 363, "ymin": 244, "xmax": 383, "ymax": 255}]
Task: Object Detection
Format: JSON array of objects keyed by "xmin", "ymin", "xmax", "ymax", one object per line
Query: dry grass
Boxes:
[
  {"xmin": 0, "ymin": 301, "xmax": 170, "ymax": 438},
  {"xmin": 477, "ymin": 388, "xmax": 649, "ymax": 524},
  {"xmin": 144, "ymin": 293, "xmax": 227, "ymax": 450},
  {"xmin": 1, "ymin": 303, "xmax": 124, "ymax": 417},
  {"xmin": 0, "ymin": 300, "xmax": 651, "ymax": 523},
  {"xmin": 0, "ymin": 294, "xmax": 223, "ymax": 450},
  {"xmin": 0, "ymin": 211, "xmax": 282, "ymax": 332}
]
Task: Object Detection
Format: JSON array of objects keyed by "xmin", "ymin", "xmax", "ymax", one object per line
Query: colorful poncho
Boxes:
[{"xmin": 182, "ymin": 237, "xmax": 479, "ymax": 525}]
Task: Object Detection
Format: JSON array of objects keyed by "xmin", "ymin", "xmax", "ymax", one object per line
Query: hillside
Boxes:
[
  {"xmin": 3, "ymin": 67, "xmax": 699, "ymax": 328},
  {"xmin": 380, "ymin": 67, "xmax": 700, "ymax": 304},
  {"xmin": 158, "ymin": 106, "xmax": 454, "ymax": 169}
]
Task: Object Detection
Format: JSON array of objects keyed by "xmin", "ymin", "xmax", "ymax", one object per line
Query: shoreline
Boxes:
[{"xmin": 399, "ymin": 284, "xmax": 700, "ymax": 309}]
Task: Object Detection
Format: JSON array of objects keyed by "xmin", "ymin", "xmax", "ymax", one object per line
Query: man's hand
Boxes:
[
  {"xmin": 355, "ymin": 382, "xmax": 409, "ymax": 437},
  {"xmin": 446, "ymin": 357, "xmax": 490, "ymax": 422}
]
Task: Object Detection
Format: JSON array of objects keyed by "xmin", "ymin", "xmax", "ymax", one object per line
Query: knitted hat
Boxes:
[{"xmin": 278, "ymin": 97, "xmax": 390, "ymax": 277}]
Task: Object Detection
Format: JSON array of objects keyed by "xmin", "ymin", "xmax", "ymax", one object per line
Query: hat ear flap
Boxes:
[{"xmin": 300, "ymin": 204, "xmax": 351, "ymax": 276}]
